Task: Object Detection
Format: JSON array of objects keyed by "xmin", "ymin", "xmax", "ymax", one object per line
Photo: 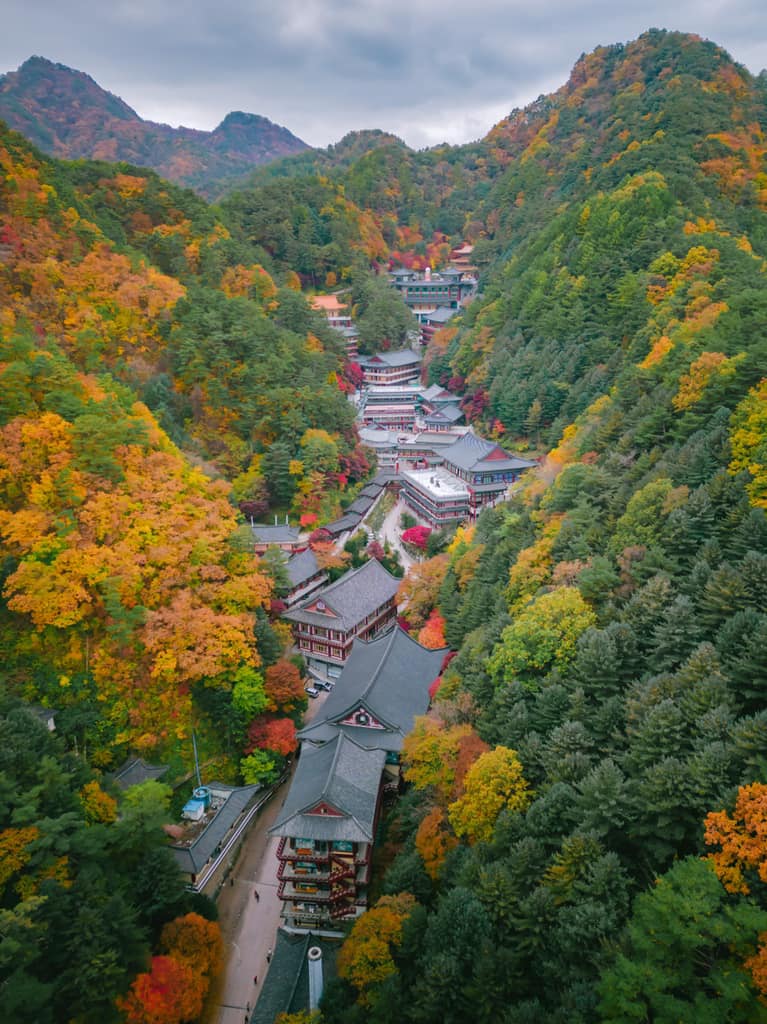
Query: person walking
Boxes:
[
  {"xmin": 254, "ymin": 888, "xmax": 260, "ymax": 902},
  {"xmin": 266, "ymin": 948, "xmax": 273, "ymax": 963}
]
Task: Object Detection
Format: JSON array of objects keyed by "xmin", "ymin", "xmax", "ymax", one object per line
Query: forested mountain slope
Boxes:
[
  {"xmin": 0, "ymin": 121, "xmax": 370, "ymax": 774},
  {"xmin": 0, "ymin": 57, "xmax": 308, "ymax": 196},
  {"xmin": 316, "ymin": 31, "xmax": 767, "ymax": 1024},
  {"xmin": 426, "ymin": 29, "xmax": 767, "ymax": 442}
]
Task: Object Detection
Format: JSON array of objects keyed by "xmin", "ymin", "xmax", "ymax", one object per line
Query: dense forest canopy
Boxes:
[{"xmin": 1, "ymin": 25, "xmax": 767, "ymax": 1024}]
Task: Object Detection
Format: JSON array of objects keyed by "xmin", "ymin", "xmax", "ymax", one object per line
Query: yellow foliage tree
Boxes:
[
  {"xmin": 337, "ymin": 893, "xmax": 416, "ymax": 1006},
  {"xmin": 80, "ymin": 781, "xmax": 118, "ymax": 824},
  {"xmin": 402, "ymin": 717, "xmax": 472, "ymax": 800},
  {"xmin": 448, "ymin": 746, "xmax": 532, "ymax": 844},
  {"xmin": 729, "ymin": 379, "xmax": 767, "ymax": 508}
]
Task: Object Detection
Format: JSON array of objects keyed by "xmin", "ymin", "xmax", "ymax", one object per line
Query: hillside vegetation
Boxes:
[
  {"xmin": 2, "ymin": 26, "xmax": 767, "ymax": 1024},
  {"xmin": 309, "ymin": 31, "xmax": 767, "ymax": 1023}
]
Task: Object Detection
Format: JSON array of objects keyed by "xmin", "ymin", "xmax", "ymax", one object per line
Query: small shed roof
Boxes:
[
  {"xmin": 169, "ymin": 783, "xmax": 261, "ymax": 875},
  {"xmin": 252, "ymin": 523, "xmax": 301, "ymax": 544},
  {"xmin": 111, "ymin": 758, "xmax": 169, "ymax": 791}
]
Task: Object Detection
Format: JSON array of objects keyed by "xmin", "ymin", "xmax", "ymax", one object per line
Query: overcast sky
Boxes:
[{"xmin": 1, "ymin": 1, "xmax": 765, "ymax": 149}]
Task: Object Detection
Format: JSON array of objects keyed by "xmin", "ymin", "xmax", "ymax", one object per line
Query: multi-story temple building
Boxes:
[
  {"xmin": 389, "ymin": 266, "xmax": 476, "ymax": 322},
  {"xmin": 271, "ymin": 627, "xmax": 447, "ymax": 930},
  {"xmin": 400, "ymin": 432, "xmax": 537, "ymax": 524},
  {"xmin": 358, "ymin": 349, "xmax": 422, "ymax": 386},
  {"xmin": 283, "ymin": 558, "xmax": 401, "ymax": 678}
]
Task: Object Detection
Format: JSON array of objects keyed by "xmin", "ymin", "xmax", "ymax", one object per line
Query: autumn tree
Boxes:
[
  {"xmin": 417, "ymin": 609, "xmax": 447, "ymax": 649},
  {"xmin": 704, "ymin": 782, "xmax": 767, "ymax": 895},
  {"xmin": 397, "ymin": 555, "xmax": 449, "ymax": 630},
  {"xmin": 264, "ymin": 659, "xmax": 307, "ymax": 715},
  {"xmin": 117, "ymin": 955, "xmax": 205, "ymax": 1024},
  {"xmin": 402, "ymin": 718, "xmax": 472, "ymax": 800},
  {"xmin": 415, "ymin": 806, "xmax": 458, "ymax": 879},
  {"xmin": 80, "ymin": 780, "xmax": 118, "ymax": 825},
  {"xmin": 489, "ymin": 587, "xmax": 597, "ymax": 685},
  {"xmin": 160, "ymin": 912, "xmax": 223, "ymax": 983},
  {"xmin": 246, "ymin": 716, "xmax": 298, "ymax": 757},
  {"xmin": 337, "ymin": 893, "xmax": 416, "ymax": 1006},
  {"xmin": 448, "ymin": 746, "xmax": 532, "ymax": 844}
]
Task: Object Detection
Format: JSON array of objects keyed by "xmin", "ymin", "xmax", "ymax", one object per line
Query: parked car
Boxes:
[
  {"xmin": 304, "ymin": 684, "xmax": 320, "ymax": 698},
  {"xmin": 314, "ymin": 679, "xmax": 333, "ymax": 691}
]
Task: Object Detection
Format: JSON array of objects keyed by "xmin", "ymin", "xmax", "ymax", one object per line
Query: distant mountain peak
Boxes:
[{"xmin": 0, "ymin": 56, "xmax": 308, "ymax": 196}]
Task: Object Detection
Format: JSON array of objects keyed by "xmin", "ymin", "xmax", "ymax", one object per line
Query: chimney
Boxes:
[{"xmin": 308, "ymin": 946, "xmax": 323, "ymax": 1011}]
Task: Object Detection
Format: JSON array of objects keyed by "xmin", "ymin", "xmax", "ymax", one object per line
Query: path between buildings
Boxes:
[
  {"xmin": 375, "ymin": 497, "xmax": 416, "ymax": 571},
  {"xmin": 211, "ymin": 689, "xmax": 332, "ymax": 1024}
]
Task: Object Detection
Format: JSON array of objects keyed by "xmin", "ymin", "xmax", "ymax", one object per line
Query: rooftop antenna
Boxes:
[{"xmin": 192, "ymin": 730, "xmax": 203, "ymax": 789}]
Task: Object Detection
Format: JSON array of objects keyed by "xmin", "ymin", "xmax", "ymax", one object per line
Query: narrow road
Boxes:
[
  {"xmin": 211, "ymin": 689, "xmax": 332, "ymax": 1024},
  {"xmin": 376, "ymin": 497, "xmax": 416, "ymax": 571}
]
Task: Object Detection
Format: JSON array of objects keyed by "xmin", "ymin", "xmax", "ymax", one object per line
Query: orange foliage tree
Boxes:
[
  {"xmin": 396, "ymin": 555, "xmax": 449, "ymax": 630},
  {"xmin": 402, "ymin": 717, "xmax": 473, "ymax": 800},
  {"xmin": 160, "ymin": 912, "xmax": 223, "ymax": 982},
  {"xmin": 245, "ymin": 716, "xmax": 298, "ymax": 757},
  {"xmin": 704, "ymin": 783, "xmax": 767, "ymax": 894},
  {"xmin": 0, "ymin": 826, "xmax": 40, "ymax": 890},
  {"xmin": 415, "ymin": 806, "xmax": 458, "ymax": 879},
  {"xmin": 417, "ymin": 609, "xmax": 447, "ymax": 649},
  {"xmin": 264, "ymin": 660, "xmax": 307, "ymax": 715},
  {"xmin": 117, "ymin": 955, "xmax": 205, "ymax": 1024}
]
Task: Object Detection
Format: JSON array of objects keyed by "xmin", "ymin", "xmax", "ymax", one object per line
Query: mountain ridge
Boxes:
[{"xmin": 0, "ymin": 55, "xmax": 309, "ymax": 195}]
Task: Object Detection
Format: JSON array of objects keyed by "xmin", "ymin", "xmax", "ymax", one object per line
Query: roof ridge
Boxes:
[
  {"xmin": 320, "ymin": 733, "xmax": 347, "ymax": 804},
  {"xmin": 359, "ymin": 626, "xmax": 400, "ymax": 706}
]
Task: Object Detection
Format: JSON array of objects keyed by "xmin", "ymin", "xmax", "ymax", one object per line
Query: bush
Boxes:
[{"xmin": 402, "ymin": 525, "xmax": 432, "ymax": 550}]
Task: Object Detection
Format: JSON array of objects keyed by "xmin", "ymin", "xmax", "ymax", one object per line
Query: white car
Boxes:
[{"xmin": 304, "ymin": 684, "xmax": 320, "ymax": 698}]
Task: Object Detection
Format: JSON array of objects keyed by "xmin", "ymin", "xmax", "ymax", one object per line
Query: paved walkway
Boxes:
[
  {"xmin": 211, "ymin": 689, "xmax": 331, "ymax": 1024},
  {"xmin": 376, "ymin": 498, "xmax": 416, "ymax": 571}
]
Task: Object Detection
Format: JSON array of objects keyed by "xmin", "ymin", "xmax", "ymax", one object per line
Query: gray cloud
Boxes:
[{"xmin": 0, "ymin": 1, "xmax": 764, "ymax": 149}]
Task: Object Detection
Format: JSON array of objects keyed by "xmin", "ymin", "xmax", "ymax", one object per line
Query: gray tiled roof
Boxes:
[
  {"xmin": 298, "ymin": 627, "xmax": 447, "ymax": 753},
  {"xmin": 424, "ymin": 306, "xmax": 457, "ymax": 325},
  {"xmin": 284, "ymin": 559, "xmax": 400, "ymax": 632},
  {"xmin": 359, "ymin": 348, "xmax": 422, "ymax": 368},
  {"xmin": 251, "ymin": 929, "xmax": 337, "ymax": 1024},
  {"xmin": 323, "ymin": 512, "xmax": 362, "ymax": 537},
  {"xmin": 442, "ymin": 431, "xmax": 537, "ymax": 473},
  {"xmin": 421, "ymin": 384, "xmax": 451, "ymax": 402},
  {"xmin": 359, "ymin": 482, "xmax": 384, "ymax": 498},
  {"xmin": 286, "ymin": 548, "xmax": 323, "ymax": 588},
  {"xmin": 169, "ymin": 783, "xmax": 261, "ymax": 875},
  {"xmin": 111, "ymin": 757, "xmax": 169, "ymax": 791},
  {"xmin": 346, "ymin": 495, "xmax": 375, "ymax": 516},
  {"xmin": 252, "ymin": 523, "xmax": 301, "ymax": 544},
  {"xmin": 425, "ymin": 404, "xmax": 464, "ymax": 425},
  {"xmin": 269, "ymin": 734, "xmax": 385, "ymax": 841},
  {"xmin": 372, "ymin": 469, "xmax": 402, "ymax": 485}
]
